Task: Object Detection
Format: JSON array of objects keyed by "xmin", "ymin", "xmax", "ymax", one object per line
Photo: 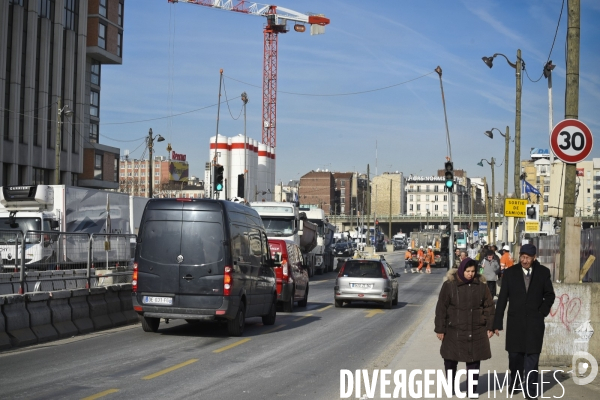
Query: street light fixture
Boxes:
[
  {"xmin": 478, "ymin": 157, "xmax": 496, "ymax": 245},
  {"xmin": 483, "ymin": 50, "xmax": 524, "ymax": 251},
  {"xmin": 147, "ymin": 128, "xmax": 165, "ymax": 198},
  {"xmin": 55, "ymin": 97, "xmax": 74, "ymax": 184},
  {"xmin": 484, "ymin": 126, "xmax": 511, "ymax": 244}
]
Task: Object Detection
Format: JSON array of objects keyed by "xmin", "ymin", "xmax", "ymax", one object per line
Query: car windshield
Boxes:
[
  {"xmin": 342, "ymin": 261, "xmax": 383, "ymax": 278},
  {"xmin": 335, "ymin": 243, "xmax": 348, "ymax": 249},
  {"xmin": 262, "ymin": 217, "xmax": 294, "ymax": 237},
  {"xmin": 0, "ymin": 217, "xmax": 43, "ymax": 244}
]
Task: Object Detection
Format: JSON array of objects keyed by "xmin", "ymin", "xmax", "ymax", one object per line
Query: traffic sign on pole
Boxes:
[{"xmin": 550, "ymin": 119, "xmax": 593, "ymax": 163}]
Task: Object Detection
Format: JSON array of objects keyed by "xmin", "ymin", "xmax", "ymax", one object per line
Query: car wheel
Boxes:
[
  {"xmin": 334, "ymin": 299, "xmax": 343, "ymax": 308},
  {"xmin": 141, "ymin": 316, "xmax": 160, "ymax": 333},
  {"xmin": 392, "ymin": 291, "xmax": 398, "ymax": 306},
  {"xmin": 261, "ymin": 297, "xmax": 277, "ymax": 326},
  {"xmin": 383, "ymin": 298, "xmax": 392, "ymax": 309},
  {"xmin": 283, "ymin": 289, "xmax": 294, "ymax": 313},
  {"xmin": 298, "ymin": 284, "xmax": 308, "ymax": 307},
  {"xmin": 227, "ymin": 303, "xmax": 245, "ymax": 336}
]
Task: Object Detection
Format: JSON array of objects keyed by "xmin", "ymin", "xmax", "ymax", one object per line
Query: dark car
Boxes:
[
  {"xmin": 133, "ymin": 198, "xmax": 277, "ymax": 337},
  {"xmin": 334, "ymin": 242, "xmax": 352, "ymax": 257},
  {"xmin": 268, "ymin": 239, "xmax": 309, "ymax": 312}
]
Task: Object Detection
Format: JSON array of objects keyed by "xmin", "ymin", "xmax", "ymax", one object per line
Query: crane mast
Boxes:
[{"xmin": 168, "ymin": 0, "xmax": 330, "ymax": 147}]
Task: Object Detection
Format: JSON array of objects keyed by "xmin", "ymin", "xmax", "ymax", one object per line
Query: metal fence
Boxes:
[
  {"xmin": 0, "ymin": 230, "xmax": 136, "ymax": 294},
  {"xmin": 530, "ymin": 227, "xmax": 600, "ymax": 282}
]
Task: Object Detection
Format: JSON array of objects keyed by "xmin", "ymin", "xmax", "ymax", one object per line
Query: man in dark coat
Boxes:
[{"xmin": 492, "ymin": 244, "xmax": 555, "ymax": 399}]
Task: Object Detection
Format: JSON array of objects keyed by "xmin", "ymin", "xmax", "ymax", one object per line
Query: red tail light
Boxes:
[
  {"xmin": 224, "ymin": 266, "xmax": 232, "ymax": 296},
  {"xmin": 337, "ymin": 262, "xmax": 347, "ymax": 277},
  {"xmin": 381, "ymin": 264, "xmax": 387, "ymax": 278},
  {"xmin": 132, "ymin": 262, "xmax": 138, "ymax": 292},
  {"xmin": 176, "ymin": 198, "xmax": 192, "ymax": 202}
]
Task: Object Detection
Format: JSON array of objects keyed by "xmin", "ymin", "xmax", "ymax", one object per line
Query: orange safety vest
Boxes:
[
  {"xmin": 417, "ymin": 249, "xmax": 424, "ymax": 260},
  {"xmin": 427, "ymin": 249, "xmax": 435, "ymax": 265},
  {"xmin": 405, "ymin": 250, "xmax": 412, "ymax": 260}
]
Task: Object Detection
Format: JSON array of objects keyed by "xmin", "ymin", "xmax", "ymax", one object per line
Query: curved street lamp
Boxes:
[
  {"xmin": 485, "ymin": 127, "xmax": 510, "ymax": 244},
  {"xmin": 55, "ymin": 98, "xmax": 74, "ymax": 184},
  {"xmin": 147, "ymin": 128, "xmax": 165, "ymax": 198},
  {"xmin": 478, "ymin": 158, "xmax": 496, "ymax": 245},
  {"xmin": 483, "ymin": 49, "xmax": 524, "ymax": 250}
]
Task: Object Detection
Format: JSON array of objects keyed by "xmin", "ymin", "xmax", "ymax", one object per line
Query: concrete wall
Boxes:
[{"xmin": 541, "ymin": 283, "xmax": 600, "ymax": 365}]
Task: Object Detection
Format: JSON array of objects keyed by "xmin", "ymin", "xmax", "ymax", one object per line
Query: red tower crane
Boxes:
[{"xmin": 168, "ymin": 0, "xmax": 330, "ymax": 147}]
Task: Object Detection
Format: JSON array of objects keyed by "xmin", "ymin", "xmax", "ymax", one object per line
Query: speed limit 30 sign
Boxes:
[{"xmin": 551, "ymin": 119, "xmax": 593, "ymax": 163}]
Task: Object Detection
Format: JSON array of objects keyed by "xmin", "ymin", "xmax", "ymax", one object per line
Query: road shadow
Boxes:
[
  {"xmin": 334, "ymin": 300, "xmax": 408, "ymax": 310},
  {"xmin": 153, "ymin": 313, "xmax": 322, "ymax": 338}
]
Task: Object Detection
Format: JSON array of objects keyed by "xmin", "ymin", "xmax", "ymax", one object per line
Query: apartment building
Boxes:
[
  {"xmin": 298, "ymin": 170, "xmax": 335, "ymax": 214},
  {"xmin": 405, "ymin": 174, "xmax": 470, "ymax": 216},
  {"xmin": 371, "ymin": 172, "xmax": 405, "ymax": 217},
  {"xmin": 1, "ymin": 0, "xmax": 125, "ymax": 188},
  {"xmin": 119, "ymin": 154, "xmax": 190, "ymax": 198}
]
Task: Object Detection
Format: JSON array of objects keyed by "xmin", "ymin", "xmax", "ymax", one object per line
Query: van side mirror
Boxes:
[
  {"xmin": 273, "ymin": 253, "xmax": 282, "ymax": 265},
  {"xmin": 298, "ymin": 219, "xmax": 304, "ymax": 236},
  {"xmin": 50, "ymin": 220, "xmax": 59, "ymax": 230}
]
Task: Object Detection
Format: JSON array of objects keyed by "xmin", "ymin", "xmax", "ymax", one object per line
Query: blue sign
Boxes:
[
  {"xmin": 473, "ymin": 231, "xmax": 479, "ymax": 238},
  {"xmin": 479, "ymin": 222, "xmax": 487, "ymax": 234}
]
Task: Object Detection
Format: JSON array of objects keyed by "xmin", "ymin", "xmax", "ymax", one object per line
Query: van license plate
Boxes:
[{"xmin": 143, "ymin": 296, "xmax": 173, "ymax": 305}]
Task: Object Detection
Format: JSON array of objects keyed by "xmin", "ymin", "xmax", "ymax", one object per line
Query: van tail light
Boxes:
[
  {"xmin": 281, "ymin": 260, "xmax": 289, "ymax": 283},
  {"xmin": 132, "ymin": 262, "xmax": 138, "ymax": 292},
  {"xmin": 337, "ymin": 263, "xmax": 347, "ymax": 277},
  {"xmin": 224, "ymin": 266, "xmax": 232, "ymax": 296},
  {"xmin": 381, "ymin": 264, "xmax": 387, "ymax": 278}
]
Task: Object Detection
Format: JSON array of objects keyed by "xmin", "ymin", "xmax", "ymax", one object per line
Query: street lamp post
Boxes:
[
  {"xmin": 241, "ymin": 92, "xmax": 248, "ymax": 201},
  {"xmin": 55, "ymin": 97, "xmax": 74, "ymax": 184},
  {"xmin": 478, "ymin": 158, "xmax": 496, "ymax": 244},
  {"xmin": 482, "ymin": 50, "xmax": 523, "ymax": 249},
  {"xmin": 485, "ymin": 127, "xmax": 510, "ymax": 244},
  {"xmin": 147, "ymin": 128, "xmax": 165, "ymax": 198}
]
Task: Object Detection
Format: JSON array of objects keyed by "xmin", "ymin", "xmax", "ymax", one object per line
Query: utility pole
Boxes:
[
  {"xmin": 491, "ymin": 157, "xmax": 496, "ymax": 245},
  {"xmin": 503, "ymin": 126, "xmax": 510, "ymax": 245},
  {"xmin": 470, "ymin": 184, "xmax": 474, "ymax": 239},
  {"xmin": 148, "ymin": 129, "xmax": 155, "ymax": 198},
  {"xmin": 55, "ymin": 97, "xmax": 73, "ymax": 185},
  {"xmin": 513, "ymin": 49, "xmax": 523, "ymax": 253},
  {"xmin": 484, "ymin": 177, "xmax": 491, "ymax": 244},
  {"xmin": 367, "ymin": 164, "xmax": 371, "ymax": 247},
  {"xmin": 559, "ymin": 0, "xmax": 580, "ymax": 282},
  {"xmin": 213, "ymin": 69, "xmax": 224, "ymax": 200},
  {"xmin": 389, "ymin": 179, "xmax": 392, "ymax": 239},
  {"xmin": 242, "ymin": 92, "xmax": 248, "ymax": 201}
]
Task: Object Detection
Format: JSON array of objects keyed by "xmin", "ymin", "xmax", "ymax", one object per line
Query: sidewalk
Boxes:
[{"xmin": 386, "ymin": 290, "xmax": 600, "ymax": 399}]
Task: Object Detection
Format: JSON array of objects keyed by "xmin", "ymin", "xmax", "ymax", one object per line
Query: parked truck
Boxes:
[
  {"xmin": 0, "ymin": 185, "xmax": 148, "ymax": 270},
  {"xmin": 250, "ymin": 202, "xmax": 319, "ymax": 276},
  {"xmin": 299, "ymin": 207, "xmax": 335, "ymax": 274}
]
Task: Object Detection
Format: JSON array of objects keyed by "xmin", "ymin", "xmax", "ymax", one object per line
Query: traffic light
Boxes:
[
  {"xmin": 444, "ymin": 161, "xmax": 454, "ymax": 192},
  {"xmin": 214, "ymin": 165, "xmax": 224, "ymax": 191},
  {"xmin": 237, "ymin": 174, "xmax": 245, "ymax": 198}
]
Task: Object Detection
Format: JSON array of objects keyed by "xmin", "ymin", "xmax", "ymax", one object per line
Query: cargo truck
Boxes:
[
  {"xmin": 0, "ymin": 185, "xmax": 148, "ymax": 270},
  {"xmin": 299, "ymin": 207, "xmax": 335, "ymax": 274},
  {"xmin": 250, "ymin": 202, "xmax": 319, "ymax": 276}
]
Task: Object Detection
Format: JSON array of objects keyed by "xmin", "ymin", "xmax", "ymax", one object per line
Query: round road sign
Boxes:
[{"xmin": 550, "ymin": 119, "xmax": 593, "ymax": 163}]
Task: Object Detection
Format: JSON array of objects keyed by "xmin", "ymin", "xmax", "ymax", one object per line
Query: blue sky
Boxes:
[{"xmin": 100, "ymin": 0, "xmax": 600, "ymax": 191}]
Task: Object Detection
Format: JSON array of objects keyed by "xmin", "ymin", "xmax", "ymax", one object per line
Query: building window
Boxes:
[
  {"xmin": 98, "ymin": 23, "xmax": 106, "ymax": 49},
  {"xmin": 434, "ymin": 195, "xmax": 438, "ymax": 202},
  {"xmin": 416, "ymin": 195, "xmax": 421, "ymax": 201},
  {"xmin": 425, "ymin": 195, "xmax": 430, "ymax": 201},
  {"xmin": 94, "ymin": 154, "xmax": 103, "ymax": 180},
  {"xmin": 416, "ymin": 186, "xmax": 421, "ymax": 192},
  {"xmin": 117, "ymin": 32, "xmax": 122, "ymax": 57},
  {"xmin": 444, "ymin": 195, "xmax": 447, "ymax": 201},
  {"xmin": 90, "ymin": 90, "xmax": 100, "ymax": 117},
  {"xmin": 91, "ymin": 60, "xmax": 100, "ymax": 85},
  {"xmin": 118, "ymin": 1, "xmax": 124, "ymax": 26},
  {"xmin": 409, "ymin": 195, "xmax": 413, "ymax": 202},
  {"xmin": 544, "ymin": 186, "xmax": 550, "ymax": 192},
  {"xmin": 434, "ymin": 185, "xmax": 439, "ymax": 192},
  {"xmin": 340, "ymin": 198, "xmax": 345, "ymax": 204},
  {"xmin": 9, "ymin": 0, "xmax": 24, "ymax": 5},
  {"xmin": 426, "ymin": 185, "xmax": 430, "ymax": 192},
  {"xmin": 341, "ymin": 180, "xmax": 345, "ymax": 187},
  {"xmin": 416, "ymin": 204, "xmax": 421, "ymax": 211},
  {"xmin": 434, "ymin": 205, "xmax": 439, "ymax": 211},
  {"xmin": 99, "ymin": 0, "xmax": 107, "ymax": 17},
  {"xmin": 409, "ymin": 204, "xmax": 413, "ymax": 211},
  {"xmin": 89, "ymin": 122, "xmax": 98, "ymax": 143},
  {"xmin": 341, "ymin": 188, "xmax": 345, "ymax": 196},
  {"xmin": 544, "ymin": 195, "xmax": 549, "ymax": 202},
  {"xmin": 155, "ymin": 172, "xmax": 160, "ymax": 176},
  {"xmin": 39, "ymin": 0, "xmax": 52, "ymax": 18},
  {"xmin": 544, "ymin": 205, "xmax": 548, "ymax": 212},
  {"xmin": 155, "ymin": 180, "xmax": 159, "ymax": 184},
  {"xmin": 443, "ymin": 204, "xmax": 448, "ymax": 212},
  {"xmin": 64, "ymin": 0, "xmax": 77, "ymax": 31},
  {"xmin": 120, "ymin": 172, "xmax": 124, "ymax": 177}
]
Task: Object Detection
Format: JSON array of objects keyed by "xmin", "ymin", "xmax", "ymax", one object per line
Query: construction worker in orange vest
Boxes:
[
  {"xmin": 425, "ymin": 245, "xmax": 435, "ymax": 274},
  {"xmin": 404, "ymin": 247, "xmax": 413, "ymax": 273},
  {"xmin": 417, "ymin": 246, "xmax": 425, "ymax": 273}
]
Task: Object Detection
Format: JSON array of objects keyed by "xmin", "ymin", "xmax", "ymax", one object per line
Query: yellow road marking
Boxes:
[
  {"xmin": 142, "ymin": 359, "xmax": 199, "ymax": 380},
  {"xmin": 293, "ymin": 313, "xmax": 313, "ymax": 322},
  {"xmin": 81, "ymin": 389, "xmax": 119, "ymax": 400},
  {"xmin": 316, "ymin": 305, "xmax": 332, "ymax": 312},
  {"xmin": 364, "ymin": 309, "xmax": 385, "ymax": 318},
  {"xmin": 213, "ymin": 338, "xmax": 251, "ymax": 353},
  {"xmin": 261, "ymin": 324, "xmax": 285, "ymax": 334}
]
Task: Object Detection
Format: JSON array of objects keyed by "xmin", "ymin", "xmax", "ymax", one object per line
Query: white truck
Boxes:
[
  {"xmin": 299, "ymin": 207, "xmax": 335, "ymax": 274},
  {"xmin": 0, "ymin": 185, "xmax": 148, "ymax": 271},
  {"xmin": 249, "ymin": 202, "xmax": 319, "ymax": 276}
]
